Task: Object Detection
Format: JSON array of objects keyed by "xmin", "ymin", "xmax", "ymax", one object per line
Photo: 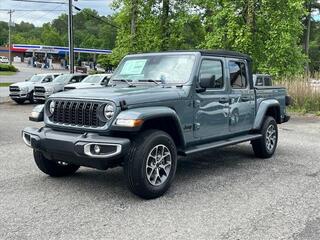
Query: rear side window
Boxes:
[
  {"xmin": 199, "ymin": 59, "xmax": 224, "ymax": 89},
  {"xmin": 229, "ymin": 61, "xmax": 247, "ymax": 89},
  {"xmin": 264, "ymin": 77, "xmax": 272, "ymax": 86}
]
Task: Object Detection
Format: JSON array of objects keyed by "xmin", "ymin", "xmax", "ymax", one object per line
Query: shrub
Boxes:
[
  {"xmin": 0, "ymin": 64, "xmax": 18, "ymax": 72},
  {"xmin": 276, "ymin": 75, "xmax": 320, "ymax": 113}
]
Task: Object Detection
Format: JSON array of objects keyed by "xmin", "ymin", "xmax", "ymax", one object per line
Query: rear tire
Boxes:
[
  {"xmin": 252, "ymin": 116, "xmax": 278, "ymax": 158},
  {"xmin": 34, "ymin": 150, "xmax": 79, "ymax": 177},
  {"xmin": 124, "ymin": 130, "xmax": 177, "ymax": 199},
  {"xmin": 14, "ymin": 99, "xmax": 25, "ymax": 104}
]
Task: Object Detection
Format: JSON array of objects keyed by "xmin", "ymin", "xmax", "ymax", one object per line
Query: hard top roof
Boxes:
[{"xmin": 129, "ymin": 49, "xmax": 252, "ymax": 61}]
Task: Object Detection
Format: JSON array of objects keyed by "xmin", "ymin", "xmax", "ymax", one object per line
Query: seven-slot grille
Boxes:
[
  {"xmin": 9, "ymin": 86, "xmax": 20, "ymax": 92},
  {"xmin": 34, "ymin": 86, "xmax": 45, "ymax": 93},
  {"xmin": 51, "ymin": 100, "xmax": 103, "ymax": 128}
]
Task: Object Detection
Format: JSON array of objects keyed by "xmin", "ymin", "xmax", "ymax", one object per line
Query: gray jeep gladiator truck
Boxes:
[{"xmin": 22, "ymin": 50, "xmax": 290, "ymax": 199}]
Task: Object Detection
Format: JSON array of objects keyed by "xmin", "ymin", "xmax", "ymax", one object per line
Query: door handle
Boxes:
[{"xmin": 219, "ymin": 97, "xmax": 229, "ymax": 104}]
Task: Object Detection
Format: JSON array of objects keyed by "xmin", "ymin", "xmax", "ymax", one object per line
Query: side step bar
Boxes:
[{"xmin": 180, "ymin": 134, "xmax": 262, "ymax": 156}]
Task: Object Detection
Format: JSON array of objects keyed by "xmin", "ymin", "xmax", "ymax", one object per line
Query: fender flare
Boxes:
[
  {"xmin": 111, "ymin": 106, "xmax": 185, "ymax": 147},
  {"xmin": 253, "ymin": 99, "xmax": 280, "ymax": 130}
]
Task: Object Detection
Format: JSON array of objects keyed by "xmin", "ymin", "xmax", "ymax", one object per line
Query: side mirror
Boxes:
[
  {"xmin": 197, "ymin": 74, "xmax": 215, "ymax": 92},
  {"xmin": 29, "ymin": 104, "xmax": 44, "ymax": 122}
]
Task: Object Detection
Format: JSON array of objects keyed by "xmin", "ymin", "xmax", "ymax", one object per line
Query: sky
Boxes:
[
  {"xmin": 0, "ymin": 0, "xmax": 319, "ymax": 26},
  {"xmin": 0, "ymin": 0, "xmax": 114, "ymax": 26}
]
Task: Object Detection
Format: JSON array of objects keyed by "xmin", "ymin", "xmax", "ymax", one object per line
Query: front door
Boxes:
[
  {"xmin": 228, "ymin": 60, "xmax": 255, "ymax": 133},
  {"xmin": 194, "ymin": 58, "xmax": 230, "ymax": 140}
]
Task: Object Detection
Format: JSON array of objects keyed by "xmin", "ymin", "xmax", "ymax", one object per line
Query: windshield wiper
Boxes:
[
  {"xmin": 112, "ymin": 79, "xmax": 136, "ymax": 87},
  {"xmin": 137, "ymin": 79, "xmax": 164, "ymax": 85}
]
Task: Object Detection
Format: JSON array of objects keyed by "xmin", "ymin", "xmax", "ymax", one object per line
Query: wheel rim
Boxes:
[
  {"xmin": 266, "ymin": 124, "xmax": 277, "ymax": 152},
  {"xmin": 146, "ymin": 144, "xmax": 172, "ymax": 186}
]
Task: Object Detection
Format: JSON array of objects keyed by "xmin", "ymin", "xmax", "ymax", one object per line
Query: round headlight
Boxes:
[
  {"xmin": 49, "ymin": 101, "xmax": 55, "ymax": 114},
  {"xmin": 104, "ymin": 104, "xmax": 114, "ymax": 120}
]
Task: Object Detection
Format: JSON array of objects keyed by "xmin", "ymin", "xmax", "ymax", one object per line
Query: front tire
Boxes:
[
  {"xmin": 28, "ymin": 91, "xmax": 35, "ymax": 103},
  {"xmin": 124, "ymin": 130, "xmax": 177, "ymax": 199},
  {"xmin": 252, "ymin": 116, "xmax": 278, "ymax": 158},
  {"xmin": 34, "ymin": 150, "xmax": 79, "ymax": 177}
]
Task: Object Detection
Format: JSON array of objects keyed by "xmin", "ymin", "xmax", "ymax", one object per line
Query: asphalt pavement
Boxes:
[{"xmin": 0, "ymin": 102, "xmax": 320, "ymax": 240}]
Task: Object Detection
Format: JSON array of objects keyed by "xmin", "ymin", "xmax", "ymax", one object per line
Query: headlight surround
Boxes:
[
  {"xmin": 103, "ymin": 103, "xmax": 115, "ymax": 120},
  {"xmin": 48, "ymin": 100, "xmax": 55, "ymax": 115}
]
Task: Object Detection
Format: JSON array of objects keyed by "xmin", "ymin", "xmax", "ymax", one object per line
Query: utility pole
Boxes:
[
  {"xmin": 8, "ymin": 9, "xmax": 14, "ymax": 65},
  {"xmin": 68, "ymin": 0, "xmax": 74, "ymax": 73}
]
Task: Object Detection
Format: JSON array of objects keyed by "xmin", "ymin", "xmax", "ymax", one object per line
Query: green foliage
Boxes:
[
  {"xmin": 0, "ymin": 9, "xmax": 116, "ymax": 51},
  {"xmin": 0, "ymin": 64, "xmax": 18, "ymax": 72},
  {"xmin": 0, "ymin": 2, "xmax": 318, "ymax": 78},
  {"xmin": 108, "ymin": 0, "xmax": 312, "ymax": 77}
]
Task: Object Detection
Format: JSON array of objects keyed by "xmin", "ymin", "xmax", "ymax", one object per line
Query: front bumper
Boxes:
[
  {"xmin": 9, "ymin": 92, "xmax": 28, "ymax": 99},
  {"xmin": 22, "ymin": 127, "xmax": 131, "ymax": 170},
  {"xmin": 34, "ymin": 92, "xmax": 51, "ymax": 101}
]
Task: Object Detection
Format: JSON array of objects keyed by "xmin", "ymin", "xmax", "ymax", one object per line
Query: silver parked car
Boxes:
[
  {"xmin": 33, "ymin": 73, "xmax": 87, "ymax": 103},
  {"xmin": 64, "ymin": 73, "xmax": 112, "ymax": 91}
]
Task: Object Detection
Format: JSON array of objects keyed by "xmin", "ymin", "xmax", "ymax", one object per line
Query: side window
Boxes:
[
  {"xmin": 42, "ymin": 76, "xmax": 53, "ymax": 83},
  {"xmin": 229, "ymin": 61, "xmax": 247, "ymax": 89},
  {"xmin": 199, "ymin": 59, "xmax": 224, "ymax": 89},
  {"xmin": 264, "ymin": 76, "xmax": 272, "ymax": 86},
  {"xmin": 69, "ymin": 77, "xmax": 78, "ymax": 83},
  {"xmin": 256, "ymin": 76, "xmax": 263, "ymax": 86}
]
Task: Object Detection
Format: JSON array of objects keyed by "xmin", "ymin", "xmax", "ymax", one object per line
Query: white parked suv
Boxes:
[
  {"xmin": 9, "ymin": 73, "xmax": 61, "ymax": 104},
  {"xmin": 0, "ymin": 56, "xmax": 9, "ymax": 64},
  {"xmin": 64, "ymin": 73, "xmax": 112, "ymax": 91}
]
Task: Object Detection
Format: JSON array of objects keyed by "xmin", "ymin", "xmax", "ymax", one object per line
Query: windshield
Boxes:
[
  {"xmin": 82, "ymin": 75, "xmax": 103, "ymax": 83},
  {"xmin": 53, "ymin": 75, "xmax": 71, "ymax": 83},
  {"xmin": 28, "ymin": 75, "xmax": 44, "ymax": 83},
  {"xmin": 111, "ymin": 54, "xmax": 196, "ymax": 84}
]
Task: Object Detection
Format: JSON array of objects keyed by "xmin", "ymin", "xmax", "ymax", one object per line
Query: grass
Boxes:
[
  {"xmin": 0, "ymin": 82, "xmax": 12, "ymax": 87},
  {"xmin": 275, "ymin": 75, "xmax": 320, "ymax": 114},
  {"xmin": 0, "ymin": 71, "xmax": 16, "ymax": 76}
]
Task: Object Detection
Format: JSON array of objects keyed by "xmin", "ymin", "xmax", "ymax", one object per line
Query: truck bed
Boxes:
[{"xmin": 254, "ymin": 86, "xmax": 288, "ymax": 120}]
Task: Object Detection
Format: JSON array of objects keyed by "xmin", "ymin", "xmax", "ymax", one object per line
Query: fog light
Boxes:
[{"xmin": 93, "ymin": 145, "xmax": 101, "ymax": 154}]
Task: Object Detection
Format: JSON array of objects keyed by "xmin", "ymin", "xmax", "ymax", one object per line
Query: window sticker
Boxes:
[{"xmin": 120, "ymin": 59, "xmax": 147, "ymax": 75}]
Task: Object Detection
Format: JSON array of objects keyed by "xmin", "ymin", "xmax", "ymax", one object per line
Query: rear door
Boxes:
[
  {"xmin": 228, "ymin": 59, "xmax": 255, "ymax": 133},
  {"xmin": 194, "ymin": 57, "xmax": 230, "ymax": 140}
]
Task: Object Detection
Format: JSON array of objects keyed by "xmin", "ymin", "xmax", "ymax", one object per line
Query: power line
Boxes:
[
  {"xmin": 11, "ymin": 0, "xmax": 67, "ymax": 4},
  {"xmin": 73, "ymin": 5, "xmax": 119, "ymax": 29},
  {"xmin": 0, "ymin": 9, "xmax": 65, "ymax": 11}
]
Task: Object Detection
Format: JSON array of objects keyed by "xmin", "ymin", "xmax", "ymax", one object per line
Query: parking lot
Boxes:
[{"xmin": 0, "ymin": 102, "xmax": 320, "ymax": 240}]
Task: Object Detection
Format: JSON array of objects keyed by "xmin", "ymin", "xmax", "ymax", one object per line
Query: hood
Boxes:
[
  {"xmin": 34, "ymin": 82, "xmax": 56, "ymax": 89},
  {"xmin": 11, "ymin": 81, "xmax": 36, "ymax": 89},
  {"xmin": 50, "ymin": 85, "xmax": 188, "ymax": 106},
  {"xmin": 65, "ymin": 82, "xmax": 101, "ymax": 89}
]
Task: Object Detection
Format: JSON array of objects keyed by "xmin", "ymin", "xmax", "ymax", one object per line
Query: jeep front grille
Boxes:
[
  {"xmin": 9, "ymin": 86, "xmax": 20, "ymax": 92},
  {"xmin": 34, "ymin": 86, "xmax": 45, "ymax": 93},
  {"xmin": 51, "ymin": 100, "xmax": 103, "ymax": 128}
]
